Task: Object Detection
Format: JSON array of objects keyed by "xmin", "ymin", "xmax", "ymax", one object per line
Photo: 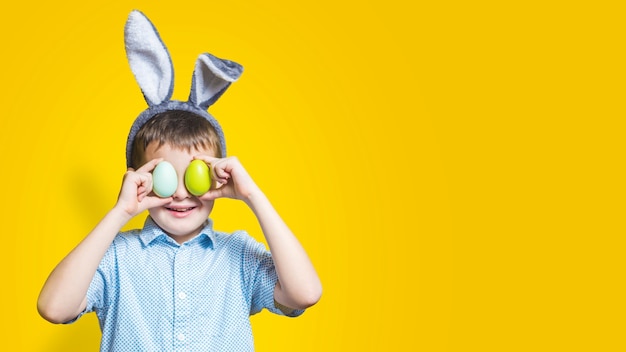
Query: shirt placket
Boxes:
[{"xmin": 173, "ymin": 244, "xmax": 191, "ymax": 351}]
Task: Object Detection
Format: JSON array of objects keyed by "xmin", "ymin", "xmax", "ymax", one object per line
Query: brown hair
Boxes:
[{"xmin": 130, "ymin": 110, "xmax": 222, "ymax": 168}]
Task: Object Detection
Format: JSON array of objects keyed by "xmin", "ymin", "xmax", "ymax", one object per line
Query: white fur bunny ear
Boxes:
[
  {"xmin": 189, "ymin": 53, "xmax": 243, "ymax": 109},
  {"xmin": 124, "ymin": 10, "xmax": 174, "ymax": 106}
]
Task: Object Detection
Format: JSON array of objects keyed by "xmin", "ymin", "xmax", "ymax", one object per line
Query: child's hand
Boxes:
[
  {"xmin": 114, "ymin": 158, "xmax": 173, "ymax": 217},
  {"xmin": 193, "ymin": 156, "xmax": 261, "ymax": 203}
]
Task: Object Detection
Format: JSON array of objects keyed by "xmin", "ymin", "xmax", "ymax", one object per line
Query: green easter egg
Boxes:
[{"xmin": 185, "ymin": 159, "xmax": 211, "ymax": 196}]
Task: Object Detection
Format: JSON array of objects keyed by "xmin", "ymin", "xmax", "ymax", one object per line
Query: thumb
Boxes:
[
  {"xmin": 144, "ymin": 196, "xmax": 173, "ymax": 210},
  {"xmin": 201, "ymin": 188, "xmax": 224, "ymax": 201}
]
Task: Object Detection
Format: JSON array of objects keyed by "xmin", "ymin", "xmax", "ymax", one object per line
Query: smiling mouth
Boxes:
[{"xmin": 166, "ymin": 207, "xmax": 196, "ymax": 212}]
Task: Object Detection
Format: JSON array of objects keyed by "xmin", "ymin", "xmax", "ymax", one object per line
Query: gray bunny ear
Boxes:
[
  {"xmin": 189, "ymin": 53, "xmax": 243, "ymax": 109},
  {"xmin": 124, "ymin": 10, "xmax": 174, "ymax": 106}
]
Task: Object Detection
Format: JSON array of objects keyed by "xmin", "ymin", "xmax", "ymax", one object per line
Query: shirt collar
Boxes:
[{"xmin": 139, "ymin": 216, "xmax": 215, "ymax": 249}]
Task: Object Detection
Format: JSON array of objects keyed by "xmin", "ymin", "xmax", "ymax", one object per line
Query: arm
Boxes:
[
  {"xmin": 247, "ymin": 190, "xmax": 323, "ymax": 310},
  {"xmin": 37, "ymin": 159, "xmax": 171, "ymax": 324},
  {"xmin": 198, "ymin": 156, "xmax": 322, "ymax": 310}
]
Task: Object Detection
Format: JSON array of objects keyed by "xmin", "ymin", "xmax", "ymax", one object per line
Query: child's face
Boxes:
[{"xmin": 144, "ymin": 142, "xmax": 217, "ymax": 244}]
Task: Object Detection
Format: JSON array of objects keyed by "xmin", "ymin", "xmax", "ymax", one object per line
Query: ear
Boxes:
[
  {"xmin": 189, "ymin": 53, "xmax": 243, "ymax": 110},
  {"xmin": 124, "ymin": 10, "xmax": 174, "ymax": 106}
]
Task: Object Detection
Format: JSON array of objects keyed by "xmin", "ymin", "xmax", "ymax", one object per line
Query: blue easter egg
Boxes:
[{"xmin": 152, "ymin": 161, "xmax": 178, "ymax": 197}]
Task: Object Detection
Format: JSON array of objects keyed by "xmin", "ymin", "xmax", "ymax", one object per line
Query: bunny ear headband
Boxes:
[{"xmin": 124, "ymin": 10, "xmax": 243, "ymax": 167}]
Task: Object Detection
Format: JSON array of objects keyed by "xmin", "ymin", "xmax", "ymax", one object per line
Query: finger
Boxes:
[
  {"xmin": 136, "ymin": 158, "xmax": 164, "ymax": 173},
  {"xmin": 212, "ymin": 173, "xmax": 229, "ymax": 185},
  {"xmin": 133, "ymin": 172, "xmax": 151, "ymax": 188},
  {"xmin": 132, "ymin": 170, "xmax": 156, "ymax": 199},
  {"xmin": 142, "ymin": 196, "xmax": 173, "ymax": 210},
  {"xmin": 137, "ymin": 185, "xmax": 147, "ymax": 199},
  {"xmin": 136, "ymin": 182, "xmax": 151, "ymax": 202},
  {"xmin": 193, "ymin": 155, "xmax": 221, "ymax": 164},
  {"xmin": 200, "ymin": 188, "xmax": 223, "ymax": 201},
  {"xmin": 195, "ymin": 156, "xmax": 222, "ymax": 177},
  {"xmin": 213, "ymin": 165, "xmax": 230, "ymax": 180},
  {"xmin": 211, "ymin": 159, "xmax": 233, "ymax": 184}
]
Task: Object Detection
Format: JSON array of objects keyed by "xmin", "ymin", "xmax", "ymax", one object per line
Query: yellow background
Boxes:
[{"xmin": 1, "ymin": 1, "xmax": 624, "ymax": 351}]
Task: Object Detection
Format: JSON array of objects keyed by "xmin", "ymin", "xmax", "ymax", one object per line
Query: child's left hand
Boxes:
[{"xmin": 193, "ymin": 155, "xmax": 261, "ymax": 203}]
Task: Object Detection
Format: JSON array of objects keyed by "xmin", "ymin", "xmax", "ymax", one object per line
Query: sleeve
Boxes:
[
  {"xmin": 240, "ymin": 233, "xmax": 305, "ymax": 317},
  {"xmin": 63, "ymin": 239, "xmax": 117, "ymax": 324}
]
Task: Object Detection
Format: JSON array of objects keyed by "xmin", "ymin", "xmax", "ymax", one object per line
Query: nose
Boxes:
[{"xmin": 172, "ymin": 175, "xmax": 191, "ymax": 200}]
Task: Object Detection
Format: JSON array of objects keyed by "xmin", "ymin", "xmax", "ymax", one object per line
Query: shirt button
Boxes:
[
  {"xmin": 177, "ymin": 333, "xmax": 185, "ymax": 341},
  {"xmin": 178, "ymin": 292, "xmax": 187, "ymax": 299}
]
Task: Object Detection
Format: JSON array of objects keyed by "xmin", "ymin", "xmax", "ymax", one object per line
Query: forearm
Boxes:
[
  {"xmin": 246, "ymin": 191, "xmax": 322, "ymax": 310},
  {"xmin": 37, "ymin": 207, "xmax": 132, "ymax": 323}
]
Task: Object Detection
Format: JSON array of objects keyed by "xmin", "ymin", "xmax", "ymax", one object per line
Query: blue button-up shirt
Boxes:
[{"xmin": 71, "ymin": 217, "xmax": 303, "ymax": 351}]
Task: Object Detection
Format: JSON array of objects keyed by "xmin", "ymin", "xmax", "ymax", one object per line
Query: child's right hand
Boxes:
[{"xmin": 114, "ymin": 158, "xmax": 173, "ymax": 217}]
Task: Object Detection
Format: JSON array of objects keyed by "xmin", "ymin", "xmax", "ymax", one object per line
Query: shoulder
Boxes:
[
  {"xmin": 211, "ymin": 229, "xmax": 269, "ymax": 256},
  {"xmin": 113, "ymin": 228, "xmax": 143, "ymax": 246},
  {"xmin": 103, "ymin": 228, "xmax": 145, "ymax": 258}
]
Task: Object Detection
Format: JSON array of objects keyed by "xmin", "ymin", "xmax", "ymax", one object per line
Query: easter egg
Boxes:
[
  {"xmin": 184, "ymin": 159, "xmax": 211, "ymax": 196},
  {"xmin": 152, "ymin": 161, "xmax": 178, "ymax": 197}
]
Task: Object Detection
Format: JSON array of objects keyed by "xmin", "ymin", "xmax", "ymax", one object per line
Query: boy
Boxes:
[{"xmin": 37, "ymin": 10, "xmax": 321, "ymax": 351}]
